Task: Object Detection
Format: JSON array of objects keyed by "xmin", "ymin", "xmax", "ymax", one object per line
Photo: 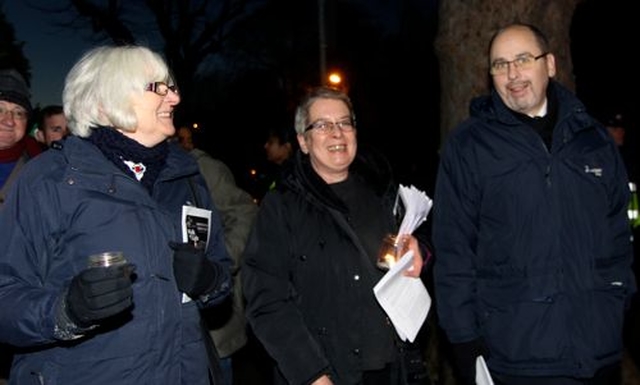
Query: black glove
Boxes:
[
  {"xmin": 170, "ymin": 241, "xmax": 221, "ymax": 299},
  {"xmin": 450, "ymin": 338, "xmax": 489, "ymax": 385},
  {"xmin": 66, "ymin": 263, "xmax": 135, "ymax": 328}
]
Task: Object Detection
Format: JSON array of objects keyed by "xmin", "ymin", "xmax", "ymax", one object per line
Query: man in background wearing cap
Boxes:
[
  {"xmin": 606, "ymin": 112, "xmax": 640, "ymax": 372},
  {"xmin": 0, "ymin": 68, "xmax": 42, "ymax": 206},
  {"xmin": 0, "ymin": 68, "xmax": 42, "ymax": 382},
  {"xmin": 605, "ymin": 113, "xmax": 627, "ymax": 146},
  {"xmin": 604, "ymin": 113, "xmax": 638, "ymax": 229}
]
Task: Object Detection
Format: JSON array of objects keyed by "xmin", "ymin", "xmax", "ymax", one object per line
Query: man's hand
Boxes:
[{"xmin": 451, "ymin": 338, "xmax": 489, "ymax": 385}]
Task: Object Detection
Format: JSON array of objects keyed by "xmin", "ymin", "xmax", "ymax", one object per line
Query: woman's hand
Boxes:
[{"xmin": 401, "ymin": 234, "xmax": 423, "ymax": 278}]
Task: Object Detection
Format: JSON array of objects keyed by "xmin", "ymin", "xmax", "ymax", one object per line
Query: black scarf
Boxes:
[
  {"xmin": 512, "ymin": 82, "xmax": 559, "ymax": 151},
  {"xmin": 86, "ymin": 126, "xmax": 168, "ymax": 193}
]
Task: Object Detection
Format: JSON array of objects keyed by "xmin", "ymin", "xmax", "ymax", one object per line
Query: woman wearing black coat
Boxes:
[{"xmin": 243, "ymin": 86, "xmax": 428, "ymax": 385}]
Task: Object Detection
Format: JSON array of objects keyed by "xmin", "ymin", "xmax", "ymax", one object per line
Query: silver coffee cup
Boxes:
[{"xmin": 87, "ymin": 251, "xmax": 127, "ymax": 268}]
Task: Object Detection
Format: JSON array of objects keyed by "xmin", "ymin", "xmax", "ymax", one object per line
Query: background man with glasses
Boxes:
[
  {"xmin": 0, "ymin": 68, "xmax": 42, "ymax": 206},
  {"xmin": 433, "ymin": 23, "xmax": 635, "ymax": 385}
]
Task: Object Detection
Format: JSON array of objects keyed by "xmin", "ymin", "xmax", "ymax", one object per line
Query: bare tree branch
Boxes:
[{"xmin": 69, "ymin": 0, "xmax": 135, "ymax": 44}]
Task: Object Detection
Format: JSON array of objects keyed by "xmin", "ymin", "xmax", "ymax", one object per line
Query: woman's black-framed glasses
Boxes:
[{"xmin": 304, "ymin": 118, "xmax": 355, "ymax": 134}]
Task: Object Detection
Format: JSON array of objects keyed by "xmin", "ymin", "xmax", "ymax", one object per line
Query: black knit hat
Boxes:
[{"xmin": 0, "ymin": 69, "xmax": 32, "ymax": 112}]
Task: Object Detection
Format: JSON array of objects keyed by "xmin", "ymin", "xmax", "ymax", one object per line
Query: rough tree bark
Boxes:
[{"xmin": 434, "ymin": 0, "xmax": 581, "ymax": 145}]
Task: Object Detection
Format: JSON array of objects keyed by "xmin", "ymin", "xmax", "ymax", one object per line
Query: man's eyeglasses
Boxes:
[
  {"xmin": 0, "ymin": 105, "xmax": 28, "ymax": 121},
  {"xmin": 145, "ymin": 82, "xmax": 179, "ymax": 96},
  {"xmin": 490, "ymin": 52, "xmax": 548, "ymax": 75},
  {"xmin": 305, "ymin": 118, "xmax": 355, "ymax": 134}
]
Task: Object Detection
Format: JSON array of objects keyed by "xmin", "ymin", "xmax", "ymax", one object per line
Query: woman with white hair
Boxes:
[{"xmin": 0, "ymin": 45, "xmax": 231, "ymax": 385}]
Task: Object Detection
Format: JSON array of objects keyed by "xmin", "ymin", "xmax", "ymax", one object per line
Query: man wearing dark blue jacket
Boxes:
[{"xmin": 433, "ymin": 23, "xmax": 635, "ymax": 385}]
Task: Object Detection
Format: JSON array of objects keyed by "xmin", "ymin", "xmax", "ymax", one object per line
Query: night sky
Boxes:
[
  {"xmin": 3, "ymin": 1, "xmax": 93, "ymax": 106},
  {"xmin": 2, "ymin": 0, "xmax": 637, "ymax": 196}
]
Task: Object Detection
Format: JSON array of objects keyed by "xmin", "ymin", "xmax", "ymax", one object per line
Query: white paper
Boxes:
[
  {"xmin": 373, "ymin": 250, "xmax": 431, "ymax": 342},
  {"xmin": 180, "ymin": 205, "xmax": 212, "ymax": 303},
  {"xmin": 475, "ymin": 355, "xmax": 494, "ymax": 385},
  {"xmin": 396, "ymin": 185, "xmax": 433, "ymax": 236}
]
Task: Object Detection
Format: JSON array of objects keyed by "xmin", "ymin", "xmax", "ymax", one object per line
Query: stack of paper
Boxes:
[
  {"xmin": 373, "ymin": 185, "xmax": 434, "ymax": 342},
  {"xmin": 373, "ymin": 251, "xmax": 431, "ymax": 342},
  {"xmin": 397, "ymin": 184, "xmax": 433, "ymax": 236}
]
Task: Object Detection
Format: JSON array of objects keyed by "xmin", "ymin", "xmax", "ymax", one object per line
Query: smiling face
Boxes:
[
  {"xmin": 0, "ymin": 100, "xmax": 28, "ymax": 150},
  {"xmin": 490, "ymin": 25, "xmax": 556, "ymax": 117},
  {"xmin": 39, "ymin": 113, "xmax": 69, "ymax": 146},
  {"xmin": 297, "ymin": 98, "xmax": 357, "ymax": 184},
  {"xmin": 121, "ymin": 85, "xmax": 180, "ymax": 147}
]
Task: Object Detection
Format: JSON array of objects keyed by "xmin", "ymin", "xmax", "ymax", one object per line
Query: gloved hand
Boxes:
[
  {"xmin": 450, "ymin": 338, "xmax": 489, "ymax": 385},
  {"xmin": 169, "ymin": 241, "xmax": 221, "ymax": 299},
  {"xmin": 66, "ymin": 263, "xmax": 135, "ymax": 328}
]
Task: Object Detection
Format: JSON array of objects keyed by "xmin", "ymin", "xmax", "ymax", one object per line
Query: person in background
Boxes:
[
  {"xmin": 34, "ymin": 105, "xmax": 69, "ymax": 148},
  {"xmin": 0, "ymin": 45, "xmax": 231, "ymax": 385},
  {"xmin": 264, "ymin": 126, "xmax": 294, "ymax": 168},
  {"xmin": 605, "ymin": 113, "xmax": 626, "ymax": 147},
  {"xmin": 257, "ymin": 126, "xmax": 296, "ymax": 199},
  {"xmin": 603, "ymin": 112, "xmax": 639, "ymax": 227},
  {"xmin": 0, "ymin": 69, "xmax": 42, "ymax": 206},
  {"xmin": 243, "ymin": 86, "xmax": 429, "ymax": 385},
  {"xmin": 604, "ymin": 112, "xmax": 640, "ymax": 372},
  {"xmin": 176, "ymin": 125, "xmax": 258, "ymax": 385},
  {"xmin": 0, "ymin": 68, "xmax": 42, "ymax": 384},
  {"xmin": 432, "ymin": 23, "xmax": 635, "ymax": 385}
]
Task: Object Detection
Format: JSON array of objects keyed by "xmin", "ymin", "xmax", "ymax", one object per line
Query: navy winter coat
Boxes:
[
  {"xmin": 433, "ymin": 81, "xmax": 636, "ymax": 378},
  {"xmin": 0, "ymin": 136, "xmax": 231, "ymax": 385}
]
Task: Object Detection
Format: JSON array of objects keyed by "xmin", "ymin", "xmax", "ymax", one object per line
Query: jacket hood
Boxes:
[
  {"xmin": 469, "ymin": 80, "xmax": 594, "ymax": 136},
  {"xmin": 281, "ymin": 144, "xmax": 397, "ymax": 213}
]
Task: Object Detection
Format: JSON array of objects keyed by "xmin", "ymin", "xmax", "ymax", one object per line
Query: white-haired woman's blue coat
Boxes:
[{"xmin": 0, "ymin": 136, "xmax": 231, "ymax": 385}]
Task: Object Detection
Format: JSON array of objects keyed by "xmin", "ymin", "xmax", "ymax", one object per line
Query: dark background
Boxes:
[{"xmin": 1, "ymin": 0, "xmax": 637, "ymax": 201}]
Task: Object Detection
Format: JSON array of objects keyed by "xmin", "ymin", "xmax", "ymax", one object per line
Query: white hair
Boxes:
[{"xmin": 63, "ymin": 45, "xmax": 173, "ymax": 137}]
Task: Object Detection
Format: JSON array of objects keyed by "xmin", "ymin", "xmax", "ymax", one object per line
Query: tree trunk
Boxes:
[{"xmin": 434, "ymin": 0, "xmax": 581, "ymax": 145}]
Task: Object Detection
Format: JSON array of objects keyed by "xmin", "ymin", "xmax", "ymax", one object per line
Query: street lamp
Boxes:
[
  {"xmin": 327, "ymin": 71, "xmax": 342, "ymax": 86},
  {"xmin": 326, "ymin": 69, "xmax": 347, "ymax": 93}
]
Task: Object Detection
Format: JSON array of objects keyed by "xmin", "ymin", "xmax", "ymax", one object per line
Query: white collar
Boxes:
[{"xmin": 527, "ymin": 99, "xmax": 548, "ymax": 118}]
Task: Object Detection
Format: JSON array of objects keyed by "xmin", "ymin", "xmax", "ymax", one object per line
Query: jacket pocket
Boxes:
[
  {"xmin": 589, "ymin": 281, "xmax": 627, "ymax": 359},
  {"xmin": 479, "ymin": 272, "xmax": 568, "ymax": 364}
]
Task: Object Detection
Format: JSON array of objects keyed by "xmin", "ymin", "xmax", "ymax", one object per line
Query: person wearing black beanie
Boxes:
[
  {"xmin": 0, "ymin": 68, "xmax": 42, "ymax": 381},
  {"xmin": 0, "ymin": 68, "xmax": 41, "ymax": 206}
]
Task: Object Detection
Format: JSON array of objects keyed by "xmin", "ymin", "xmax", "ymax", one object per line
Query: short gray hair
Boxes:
[
  {"xmin": 63, "ymin": 45, "xmax": 173, "ymax": 137},
  {"xmin": 293, "ymin": 86, "xmax": 355, "ymax": 135}
]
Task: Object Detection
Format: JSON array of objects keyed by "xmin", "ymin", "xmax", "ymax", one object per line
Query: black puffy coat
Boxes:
[{"xmin": 243, "ymin": 148, "xmax": 403, "ymax": 385}]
